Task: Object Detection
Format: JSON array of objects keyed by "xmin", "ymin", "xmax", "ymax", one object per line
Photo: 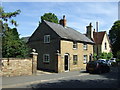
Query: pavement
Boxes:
[{"xmin": 1, "ymin": 70, "xmax": 89, "ymax": 88}]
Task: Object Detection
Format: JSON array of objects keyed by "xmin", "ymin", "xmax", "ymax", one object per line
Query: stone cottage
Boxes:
[
  {"xmin": 86, "ymin": 23, "xmax": 111, "ymax": 55},
  {"xmin": 28, "ymin": 16, "xmax": 94, "ymax": 73}
]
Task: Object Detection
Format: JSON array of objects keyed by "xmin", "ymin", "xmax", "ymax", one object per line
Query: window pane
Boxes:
[
  {"xmin": 44, "ymin": 35, "xmax": 50, "ymax": 43},
  {"xmin": 43, "ymin": 54, "xmax": 50, "ymax": 63},
  {"xmin": 73, "ymin": 55, "xmax": 77, "ymax": 65},
  {"xmin": 83, "ymin": 43, "xmax": 87, "ymax": 50},
  {"xmin": 83, "ymin": 55, "xmax": 87, "ymax": 63},
  {"xmin": 73, "ymin": 42, "xmax": 77, "ymax": 49}
]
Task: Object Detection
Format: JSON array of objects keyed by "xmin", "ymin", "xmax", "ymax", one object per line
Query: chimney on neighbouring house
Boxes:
[
  {"xmin": 93, "ymin": 28, "xmax": 96, "ymax": 32},
  {"xmin": 86, "ymin": 22, "xmax": 93, "ymax": 39},
  {"xmin": 59, "ymin": 15, "xmax": 66, "ymax": 27}
]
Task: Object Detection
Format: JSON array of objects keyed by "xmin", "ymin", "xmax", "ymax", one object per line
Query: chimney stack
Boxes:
[
  {"xmin": 86, "ymin": 22, "xmax": 93, "ymax": 39},
  {"xmin": 93, "ymin": 28, "xmax": 96, "ymax": 32},
  {"xmin": 59, "ymin": 15, "xmax": 66, "ymax": 27}
]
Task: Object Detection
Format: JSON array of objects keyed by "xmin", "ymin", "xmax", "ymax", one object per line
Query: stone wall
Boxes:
[
  {"xmin": 1, "ymin": 58, "xmax": 32, "ymax": 77},
  {"xmin": 0, "ymin": 50, "xmax": 38, "ymax": 77}
]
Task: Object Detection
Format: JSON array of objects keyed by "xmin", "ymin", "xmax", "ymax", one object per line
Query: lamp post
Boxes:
[{"xmin": 96, "ymin": 21, "xmax": 99, "ymax": 60}]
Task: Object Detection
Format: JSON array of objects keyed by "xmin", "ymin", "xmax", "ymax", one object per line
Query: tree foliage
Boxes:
[
  {"xmin": 0, "ymin": 6, "xmax": 21, "ymax": 27},
  {"xmin": 0, "ymin": 6, "xmax": 30, "ymax": 58},
  {"xmin": 109, "ymin": 20, "xmax": 120, "ymax": 57},
  {"xmin": 2, "ymin": 28, "xmax": 30, "ymax": 58},
  {"xmin": 117, "ymin": 51, "xmax": 120, "ymax": 59},
  {"xmin": 41, "ymin": 13, "xmax": 59, "ymax": 24}
]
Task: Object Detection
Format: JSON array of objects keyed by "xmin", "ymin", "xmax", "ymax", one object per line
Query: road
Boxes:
[{"xmin": 12, "ymin": 66, "xmax": 120, "ymax": 89}]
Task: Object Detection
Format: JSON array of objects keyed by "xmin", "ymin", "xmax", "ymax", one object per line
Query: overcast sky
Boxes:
[{"xmin": 1, "ymin": 1, "xmax": 118, "ymax": 37}]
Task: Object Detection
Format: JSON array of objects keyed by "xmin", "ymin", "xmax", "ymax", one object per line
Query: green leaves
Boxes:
[
  {"xmin": 0, "ymin": 6, "xmax": 21, "ymax": 27},
  {"xmin": 41, "ymin": 13, "xmax": 59, "ymax": 24},
  {"xmin": 2, "ymin": 28, "xmax": 30, "ymax": 58},
  {"xmin": 1, "ymin": 6, "xmax": 30, "ymax": 58},
  {"xmin": 99, "ymin": 52, "xmax": 113, "ymax": 60},
  {"xmin": 109, "ymin": 20, "xmax": 120, "ymax": 57}
]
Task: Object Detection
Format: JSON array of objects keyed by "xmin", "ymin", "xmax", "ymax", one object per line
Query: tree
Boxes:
[
  {"xmin": 117, "ymin": 51, "xmax": 120, "ymax": 59},
  {"xmin": 0, "ymin": 6, "xmax": 21, "ymax": 27},
  {"xmin": 109, "ymin": 20, "xmax": 120, "ymax": 57},
  {"xmin": 2, "ymin": 28, "xmax": 30, "ymax": 58},
  {"xmin": 0, "ymin": 6, "xmax": 30, "ymax": 58},
  {"xmin": 41, "ymin": 13, "xmax": 59, "ymax": 24}
]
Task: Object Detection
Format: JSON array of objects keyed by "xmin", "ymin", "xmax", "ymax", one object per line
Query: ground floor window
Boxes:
[
  {"xmin": 43, "ymin": 54, "xmax": 50, "ymax": 63},
  {"xmin": 83, "ymin": 55, "xmax": 88, "ymax": 64},
  {"xmin": 73, "ymin": 55, "xmax": 78, "ymax": 65}
]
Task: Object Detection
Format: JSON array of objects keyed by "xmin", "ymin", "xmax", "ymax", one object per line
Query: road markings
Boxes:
[{"xmin": 2, "ymin": 73, "xmax": 89, "ymax": 88}]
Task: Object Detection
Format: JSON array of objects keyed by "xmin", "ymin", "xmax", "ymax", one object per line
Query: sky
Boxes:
[{"xmin": 1, "ymin": 1, "xmax": 119, "ymax": 37}]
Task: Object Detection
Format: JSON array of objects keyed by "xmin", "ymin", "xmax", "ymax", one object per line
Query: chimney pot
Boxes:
[
  {"xmin": 59, "ymin": 15, "xmax": 66, "ymax": 27},
  {"xmin": 63, "ymin": 15, "xmax": 65, "ymax": 19}
]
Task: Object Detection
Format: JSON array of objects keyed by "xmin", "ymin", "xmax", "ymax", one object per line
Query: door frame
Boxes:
[{"xmin": 64, "ymin": 53, "xmax": 69, "ymax": 72}]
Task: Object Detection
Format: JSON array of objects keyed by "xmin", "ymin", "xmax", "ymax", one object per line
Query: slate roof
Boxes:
[
  {"xmin": 93, "ymin": 31, "xmax": 106, "ymax": 44},
  {"xmin": 44, "ymin": 20, "xmax": 94, "ymax": 44}
]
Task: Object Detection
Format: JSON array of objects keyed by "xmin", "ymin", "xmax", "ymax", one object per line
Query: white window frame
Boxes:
[
  {"xmin": 73, "ymin": 42, "xmax": 77, "ymax": 49},
  {"xmin": 83, "ymin": 55, "xmax": 88, "ymax": 64},
  {"xmin": 83, "ymin": 43, "xmax": 87, "ymax": 50},
  {"xmin": 43, "ymin": 54, "xmax": 50, "ymax": 63},
  {"xmin": 44, "ymin": 35, "xmax": 50, "ymax": 43}
]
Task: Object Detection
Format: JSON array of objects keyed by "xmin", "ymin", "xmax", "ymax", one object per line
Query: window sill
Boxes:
[
  {"xmin": 44, "ymin": 42, "xmax": 50, "ymax": 44},
  {"xmin": 73, "ymin": 48, "xmax": 77, "ymax": 50},
  {"xmin": 83, "ymin": 49, "xmax": 88, "ymax": 50}
]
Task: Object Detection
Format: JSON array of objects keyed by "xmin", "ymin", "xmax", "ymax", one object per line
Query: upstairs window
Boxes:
[
  {"xmin": 105, "ymin": 42, "xmax": 107, "ymax": 50},
  {"xmin": 83, "ymin": 43, "xmax": 87, "ymax": 50},
  {"xmin": 73, "ymin": 42, "xmax": 77, "ymax": 49},
  {"xmin": 43, "ymin": 54, "xmax": 50, "ymax": 63},
  {"xmin": 44, "ymin": 35, "xmax": 50, "ymax": 43}
]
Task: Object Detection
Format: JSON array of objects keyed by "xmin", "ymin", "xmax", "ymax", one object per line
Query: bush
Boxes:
[
  {"xmin": 98, "ymin": 52, "xmax": 113, "ymax": 60},
  {"xmin": 116, "ymin": 59, "xmax": 120, "ymax": 62},
  {"xmin": 93, "ymin": 53, "xmax": 97, "ymax": 61}
]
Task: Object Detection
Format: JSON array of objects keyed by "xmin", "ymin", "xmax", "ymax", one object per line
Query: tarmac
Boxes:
[{"xmin": 1, "ymin": 70, "xmax": 89, "ymax": 88}]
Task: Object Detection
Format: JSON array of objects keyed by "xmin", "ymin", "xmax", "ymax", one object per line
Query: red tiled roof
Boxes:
[{"xmin": 93, "ymin": 31, "xmax": 106, "ymax": 44}]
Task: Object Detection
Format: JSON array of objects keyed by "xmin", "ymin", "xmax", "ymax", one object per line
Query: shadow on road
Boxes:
[
  {"xmin": 27, "ymin": 67, "xmax": 119, "ymax": 89},
  {"xmin": 29, "ymin": 78, "xmax": 118, "ymax": 89}
]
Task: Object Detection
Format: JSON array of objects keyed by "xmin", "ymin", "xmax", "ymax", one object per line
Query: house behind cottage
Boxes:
[
  {"xmin": 28, "ymin": 16, "xmax": 94, "ymax": 73},
  {"xmin": 86, "ymin": 23, "xmax": 112, "ymax": 55}
]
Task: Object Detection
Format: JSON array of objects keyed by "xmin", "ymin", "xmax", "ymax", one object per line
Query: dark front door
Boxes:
[{"xmin": 64, "ymin": 55, "xmax": 69, "ymax": 71}]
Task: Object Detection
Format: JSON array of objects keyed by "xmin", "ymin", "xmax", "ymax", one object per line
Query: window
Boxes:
[
  {"xmin": 105, "ymin": 42, "xmax": 107, "ymax": 50},
  {"xmin": 43, "ymin": 54, "xmax": 50, "ymax": 63},
  {"xmin": 44, "ymin": 35, "xmax": 50, "ymax": 43},
  {"xmin": 83, "ymin": 55, "xmax": 88, "ymax": 64},
  {"xmin": 73, "ymin": 55, "xmax": 78, "ymax": 65},
  {"xmin": 83, "ymin": 43, "xmax": 87, "ymax": 50},
  {"xmin": 73, "ymin": 42, "xmax": 77, "ymax": 49}
]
